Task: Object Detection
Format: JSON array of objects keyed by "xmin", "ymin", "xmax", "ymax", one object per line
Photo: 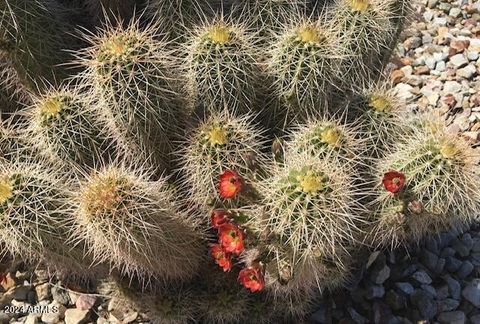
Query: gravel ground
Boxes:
[{"xmin": 1, "ymin": 0, "xmax": 479, "ymax": 323}]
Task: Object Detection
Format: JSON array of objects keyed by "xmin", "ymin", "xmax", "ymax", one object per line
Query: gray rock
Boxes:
[
  {"xmin": 11, "ymin": 285, "xmax": 33, "ymax": 301},
  {"xmin": 425, "ymin": 56, "xmax": 436, "ymax": 69},
  {"xmin": 52, "ymin": 286, "xmax": 71, "ymax": 306},
  {"xmin": 25, "ymin": 314, "xmax": 40, "ymax": 324},
  {"xmin": 437, "ymin": 298, "xmax": 460, "ymax": 312},
  {"xmin": 451, "ymin": 238, "xmax": 470, "ymax": 257},
  {"xmin": 412, "ymin": 270, "xmax": 432, "ymax": 285},
  {"xmin": 34, "ymin": 283, "xmax": 50, "ymax": 301},
  {"xmin": 421, "ymin": 284, "xmax": 437, "ymax": 298},
  {"xmin": 473, "ymin": 238, "xmax": 480, "ymax": 253},
  {"xmin": 438, "ymin": 311, "xmax": 466, "ymax": 324},
  {"xmin": 365, "ymin": 285, "xmax": 385, "ymax": 300},
  {"xmin": 371, "ymin": 265, "xmax": 390, "ymax": 285},
  {"xmin": 444, "ymin": 275, "xmax": 461, "ymax": 299},
  {"xmin": 467, "ymin": 50, "xmax": 479, "ymax": 61},
  {"xmin": 427, "ymin": 0, "xmax": 438, "ymax": 8},
  {"xmin": 420, "ymin": 249, "xmax": 439, "ymax": 271},
  {"xmin": 395, "ymin": 282, "xmax": 414, "ymax": 295},
  {"xmin": 449, "ymin": 7, "xmax": 462, "ymax": 17},
  {"xmin": 310, "ymin": 303, "xmax": 328, "ymax": 324},
  {"xmin": 462, "ymin": 233, "xmax": 474, "ymax": 250},
  {"xmin": 64, "ymin": 309, "xmax": 90, "ymax": 324},
  {"xmin": 455, "ymin": 261, "xmax": 474, "ymax": 279},
  {"xmin": 462, "ymin": 279, "xmax": 480, "ymax": 307},
  {"xmin": 436, "ymin": 61, "xmax": 447, "ymax": 71},
  {"xmin": 457, "ymin": 65, "xmax": 477, "ymax": 79},
  {"xmin": 347, "ymin": 307, "xmax": 367, "ymax": 324},
  {"xmin": 471, "ymin": 314, "xmax": 480, "ymax": 324},
  {"xmin": 386, "ymin": 290, "xmax": 406, "ymax": 310},
  {"xmin": 411, "ymin": 290, "xmax": 437, "ymax": 320},
  {"xmin": 441, "ymin": 247, "xmax": 456, "ymax": 257},
  {"xmin": 445, "ymin": 256, "xmax": 462, "ymax": 272},
  {"xmin": 444, "ymin": 81, "xmax": 462, "ymax": 93},
  {"xmin": 41, "ymin": 301, "xmax": 64, "ymax": 324},
  {"xmin": 435, "ymin": 258, "xmax": 446, "ymax": 274},
  {"xmin": 437, "ymin": 284, "xmax": 450, "ymax": 300}
]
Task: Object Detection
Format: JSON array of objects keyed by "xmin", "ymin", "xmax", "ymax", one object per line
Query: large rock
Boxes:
[
  {"xmin": 462, "ymin": 279, "xmax": 480, "ymax": 307},
  {"xmin": 64, "ymin": 309, "xmax": 90, "ymax": 324},
  {"xmin": 438, "ymin": 311, "xmax": 466, "ymax": 324},
  {"xmin": 35, "ymin": 283, "xmax": 51, "ymax": 301}
]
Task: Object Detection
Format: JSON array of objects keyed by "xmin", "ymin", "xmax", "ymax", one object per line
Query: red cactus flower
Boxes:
[
  {"xmin": 238, "ymin": 266, "xmax": 265, "ymax": 292},
  {"xmin": 211, "ymin": 209, "xmax": 229, "ymax": 228},
  {"xmin": 0, "ymin": 272, "xmax": 6, "ymax": 284},
  {"xmin": 210, "ymin": 244, "xmax": 233, "ymax": 272},
  {"xmin": 218, "ymin": 223, "xmax": 245, "ymax": 255},
  {"xmin": 382, "ymin": 171, "xmax": 406, "ymax": 194},
  {"xmin": 219, "ymin": 170, "xmax": 243, "ymax": 199}
]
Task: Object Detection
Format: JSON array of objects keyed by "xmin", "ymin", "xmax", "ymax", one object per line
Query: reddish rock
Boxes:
[
  {"xmin": 391, "ymin": 69, "xmax": 405, "ymax": 83},
  {"xmin": 443, "ymin": 94, "xmax": 457, "ymax": 108},
  {"xmin": 450, "ymin": 39, "xmax": 470, "ymax": 52}
]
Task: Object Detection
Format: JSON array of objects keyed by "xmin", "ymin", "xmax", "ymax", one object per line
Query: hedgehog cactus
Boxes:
[
  {"xmin": 0, "ymin": 161, "xmax": 88, "ymax": 275},
  {"xmin": 370, "ymin": 119, "xmax": 480, "ymax": 248},
  {"xmin": 0, "ymin": 0, "xmax": 72, "ymax": 91},
  {"xmin": 252, "ymin": 152, "xmax": 365, "ymax": 289},
  {"xmin": 185, "ymin": 18, "xmax": 264, "ymax": 114},
  {"xmin": 23, "ymin": 86, "xmax": 110, "ymax": 169},
  {"xmin": 72, "ymin": 165, "xmax": 203, "ymax": 282},
  {"xmin": 331, "ymin": 0, "xmax": 397, "ymax": 87},
  {"xmin": 76, "ymin": 19, "xmax": 180, "ymax": 169},
  {"xmin": 285, "ymin": 118, "xmax": 366, "ymax": 166},
  {"xmin": 268, "ymin": 17, "xmax": 343, "ymax": 119},
  {"xmin": 179, "ymin": 111, "xmax": 266, "ymax": 210}
]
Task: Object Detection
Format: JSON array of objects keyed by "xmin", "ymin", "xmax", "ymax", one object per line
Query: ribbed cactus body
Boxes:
[
  {"xmin": 73, "ymin": 165, "xmax": 203, "ymax": 282},
  {"xmin": 0, "ymin": 162, "xmax": 88, "ymax": 274},
  {"xmin": 332, "ymin": 0, "xmax": 396, "ymax": 87},
  {"xmin": 371, "ymin": 119, "xmax": 480, "ymax": 248},
  {"xmin": 24, "ymin": 87, "xmax": 109, "ymax": 169},
  {"xmin": 77, "ymin": 19, "xmax": 180, "ymax": 169},
  {"xmin": 179, "ymin": 111, "xmax": 266, "ymax": 209},
  {"xmin": 186, "ymin": 19, "xmax": 263, "ymax": 114},
  {"xmin": 269, "ymin": 18, "xmax": 342, "ymax": 119},
  {"xmin": 0, "ymin": 0, "xmax": 71, "ymax": 87},
  {"xmin": 359, "ymin": 84, "xmax": 408, "ymax": 157},
  {"xmin": 232, "ymin": 0, "xmax": 309, "ymax": 38},
  {"xmin": 255, "ymin": 153, "xmax": 364, "ymax": 289}
]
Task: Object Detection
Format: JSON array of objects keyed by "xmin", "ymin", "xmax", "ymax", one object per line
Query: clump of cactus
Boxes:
[
  {"xmin": 185, "ymin": 18, "xmax": 264, "ymax": 114},
  {"xmin": 2, "ymin": 1, "xmax": 480, "ymax": 323},
  {"xmin": 72, "ymin": 164, "xmax": 203, "ymax": 282}
]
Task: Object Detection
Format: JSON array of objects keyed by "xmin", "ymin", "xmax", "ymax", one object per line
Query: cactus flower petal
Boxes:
[
  {"xmin": 238, "ymin": 266, "xmax": 264, "ymax": 292},
  {"xmin": 211, "ymin": 209, "xmax": 229, "ymax": 228},
  {"xmin": 382, "ymin": 171, "xmax": 406, "ymax": 193},
  {"xmin": 210, "ymin": 244, "xmax": 233, "ymax": 272},
  {"xmin": 219, "ymin": 170, "xmax": 243, "ymax": 199},
  {"xmin": 218, "ymin": 223, "xmax": 245, "ymax": 255}
]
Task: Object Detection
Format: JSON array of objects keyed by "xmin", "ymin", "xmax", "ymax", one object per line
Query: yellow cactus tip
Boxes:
[
  {"xmin": 349, "ymin": 0, "xmax": 370, "ymax": 12},
  {"xmin": 0, "ymin": 177, "xmax": 13, "ymax": 204},
  {"xmin": 207, "ymin": 126, "xmax": 228, "ymax": 146},
  {"xmin": 105, "ymin": 36, "xmax": 128, "ymax": 57},
  {"xmin": 440, "ymin": 142, "xmax": 459, "ymax": 159},
  {"xmin": 299, "ymin": 171, "xmax": 324, "ymax": 194},
  {"xmin": 369, "ymin": 95, "xmax": 392, "ymax": 113},
  {"xmin": 207, "ymin": 25, "xmax": 231, "ymax": 44},
  {"xmin": 40, "ymin": 97, "xmax": 63, "ymax": 119},
  {"xmin": 298, "ymin": 27, "xmax": 322, "ymax": 44},
  {"xmin": 321, "ymin": 127, "xmax": 343, "ymax": 148}
]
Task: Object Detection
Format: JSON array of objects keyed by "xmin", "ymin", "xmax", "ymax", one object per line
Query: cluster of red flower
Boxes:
[{"xmin": 208, "ymin": 170, "xmax": 265, "ymax": 292}]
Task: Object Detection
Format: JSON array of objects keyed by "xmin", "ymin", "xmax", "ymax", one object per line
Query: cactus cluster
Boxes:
[{"xmin": 1, "ymin": 0, "xmax": 479, "ymax": 323}]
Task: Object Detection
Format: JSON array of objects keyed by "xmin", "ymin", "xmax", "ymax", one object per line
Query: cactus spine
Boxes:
[
  {"xmin": 23, "ymin": 86, "xmax": 109, "ymax": 169},
  {"xmin": 185, "ymin": 18, "xmax": 264, "ymax": 114},
  {"xmin": 268, "ymin": 17, "xmax": 343, "ymax": 119},
  {"xmin": 331, "ymin": 0, "xmax": 397, "ymax": 87},
  {"xmin": 178, "ymin": 111, "xmax": 266, "ymax": 210},
  {"xmin": 73, "ymin": 165, "xmax": 203, "ymax": 282},
  {"xmin": 76, "ymin": 19, "xmax": 180, "ymax": 169},
  {"xmin": 370, "ymin": 118, "xmax": 480, "ymax": 248}
]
